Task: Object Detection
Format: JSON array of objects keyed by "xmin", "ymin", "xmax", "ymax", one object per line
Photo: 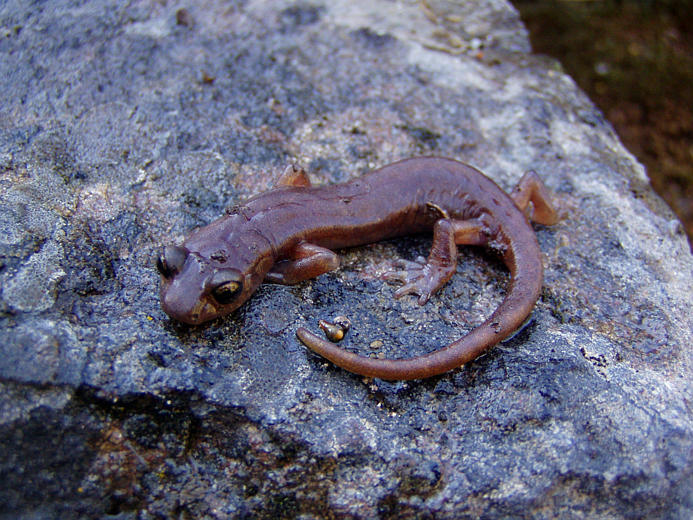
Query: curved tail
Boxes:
[{"xmin": 296, "ymin": 233, "xmax": 544, "ymax": 380}]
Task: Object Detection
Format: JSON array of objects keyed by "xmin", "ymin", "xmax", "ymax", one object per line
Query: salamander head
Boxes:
[{"xmin": 156, "ymin": 242, "xmax": 262, "ymax": 325}]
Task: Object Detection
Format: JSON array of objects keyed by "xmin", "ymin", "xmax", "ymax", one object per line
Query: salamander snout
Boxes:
[{"xmin": 156, "ymin": 245, "xmax": 247, "ymax": 324}]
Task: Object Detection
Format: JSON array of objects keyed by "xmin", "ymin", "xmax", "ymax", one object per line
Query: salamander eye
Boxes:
[
  {"xmin": 209, "ymin": 269, "xmax": 243, "ymax": 305},
  {"xmin": 156, "ymin": 245, "xmax": 189, "ymax": 278},
  {"xmin": 213, "ymin": 281, "xmax": 241, "ymax": 304}
]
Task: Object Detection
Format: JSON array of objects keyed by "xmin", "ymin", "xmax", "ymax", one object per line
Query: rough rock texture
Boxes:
[{"xmin": 1, "ymin": 0, "xmax": 692, "ymax": 518}]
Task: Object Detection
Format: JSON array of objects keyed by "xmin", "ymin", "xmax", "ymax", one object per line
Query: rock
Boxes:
[{"xmin": 1, "ymin": 0, "xmax": 692, "ymax": 518}]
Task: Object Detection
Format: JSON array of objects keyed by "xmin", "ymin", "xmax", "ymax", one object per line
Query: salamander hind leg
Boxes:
[
  {"xmin": 382, "ymin": 218, "xmax": 487, "ymax": 305},
  {"xmin": 265, "ymin": 242, "xmax": 339, "ymax": 284},
  {"xmin": 510, "ymin": 171, "xmax": 560, "ymax": 225}
]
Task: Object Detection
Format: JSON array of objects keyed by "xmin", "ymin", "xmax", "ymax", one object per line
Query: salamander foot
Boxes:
[{"xmin": 382, "ymin": 256, "xmax": 454, "ymax": 305}]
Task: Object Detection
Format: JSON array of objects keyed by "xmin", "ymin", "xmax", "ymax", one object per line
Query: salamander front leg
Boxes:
[
  {"xmin": 265, "ymin": 242, "xmax": 340, "ymax": 284},
  {"xmin": 382, "ymin": 218, "xmax": 487, "ymax": 304},
  {"xmin": 275, "ymin": 164, "xmax": 312, "ymax": 188}
]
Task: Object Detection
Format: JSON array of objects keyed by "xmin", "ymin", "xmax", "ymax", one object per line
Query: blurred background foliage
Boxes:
[{"xmin": 511, "ymin": 0, "xmax": 693, "ymax": 247}]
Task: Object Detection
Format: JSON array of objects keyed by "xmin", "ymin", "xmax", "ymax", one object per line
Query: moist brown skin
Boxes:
[{"xmin": 157, "ymin": 157, "xmax": 559, "ymax": 380}]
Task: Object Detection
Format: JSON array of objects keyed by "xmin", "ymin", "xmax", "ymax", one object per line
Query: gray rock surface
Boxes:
[{"xmin": 1, "ymin": 0, "xmax": 692, "ymax": 518}]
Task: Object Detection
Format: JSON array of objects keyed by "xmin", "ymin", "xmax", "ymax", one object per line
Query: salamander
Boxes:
[{"xmin": 157, "ymin": 157, "xmax": 559, "ymax": 380}]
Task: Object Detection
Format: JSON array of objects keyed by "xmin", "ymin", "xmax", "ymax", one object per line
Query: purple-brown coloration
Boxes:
[{"xmin": 157, "ymin": 157, "xmax": 558, "ymax": 380}]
